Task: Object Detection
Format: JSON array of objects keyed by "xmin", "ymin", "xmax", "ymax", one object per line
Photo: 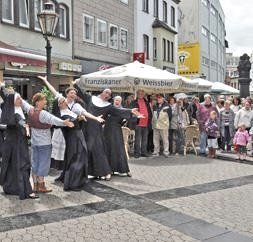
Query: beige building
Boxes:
[{"xmin": 72, "ymin": 0, "xmax": 134, "ymax": 74}]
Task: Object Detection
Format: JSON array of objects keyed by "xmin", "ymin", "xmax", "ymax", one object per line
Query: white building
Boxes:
[
  {"xmin": 225, "ymin": 53, "xmax": 239, "ymax": 89},
  {"xmin": 134, "ymin": 0, "xmax": 180, "ymax": 73},
  {"xmin": 178, "ymin": 0, "xmax": 227, "ymax": 82}
]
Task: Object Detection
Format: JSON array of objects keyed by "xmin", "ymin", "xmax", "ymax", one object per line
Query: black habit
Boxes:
[
  {"xmin": 104, "ymin": 115, "xmax": 130, "ymax": 174},
  {"xmin": 61, "ymin": 115, "xmax": 88, "ymax": 191},
  {"xmin": 0, "ymin": 94, "xmax": 33, "ymax": 200},
  {"xmin": 75, "ymin": 84, "xmax": 132, "ymax": 177}
]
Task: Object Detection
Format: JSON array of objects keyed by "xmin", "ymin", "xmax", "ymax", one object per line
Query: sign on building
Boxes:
[
  {"xmin": 133, "ymin": 52, "xmax": 145, "ymax": 64},
  {"xmin": 178, "ymin": 43, "xmax": 200, "ymax": 77}
]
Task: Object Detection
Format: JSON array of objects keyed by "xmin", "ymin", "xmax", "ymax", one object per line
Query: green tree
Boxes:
[{"xmin": 41, "ymin": 86, "xmax": 54, "ymax": 112}]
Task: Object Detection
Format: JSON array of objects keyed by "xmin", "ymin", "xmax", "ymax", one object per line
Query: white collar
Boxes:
[
  {"xmin": 67, "ymin": 100, "xmax": 75, "ymax": 109},
  {"xmin": 60, "ymin": 108, "xmax": 77, "ymax": 119},
  {"xmin": 92, "ymin": 96, "xmax": 111, "ymax": 107}
]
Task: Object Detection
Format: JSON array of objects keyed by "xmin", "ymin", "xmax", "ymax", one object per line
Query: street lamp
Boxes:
[{"xmin": 37, "ymin": 2, "xmax": 59, "ymax": 82}]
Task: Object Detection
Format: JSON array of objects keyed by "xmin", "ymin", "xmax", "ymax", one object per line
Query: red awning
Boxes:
[{"xmin": 0, "ymin": 41, "xmax": 46, "ymax": 66}]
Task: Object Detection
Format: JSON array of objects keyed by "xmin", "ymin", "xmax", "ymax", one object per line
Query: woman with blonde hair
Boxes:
[{"xmin": 22, "ymin": 93, "xmax": 74, "ymax": 193}]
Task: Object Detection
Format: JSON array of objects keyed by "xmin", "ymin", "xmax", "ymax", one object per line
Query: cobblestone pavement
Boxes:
[
  {"xmin": 0, "ymin": 209, "xmax": 200, "ymax": 242},
  {"xmin": 158, "ymin": 184, "xmax": 253, "ymax": 238},
  {"xmin": 100, "ymin": 155, "xmax": 253, "ymax": 195},
  {"xmin": 0, "ymin": 155, "xmax": 253, "ymax": 241}
]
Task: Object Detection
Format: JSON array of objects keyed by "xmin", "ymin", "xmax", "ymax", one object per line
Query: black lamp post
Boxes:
[{"xmin": 37, "ymin": 2, "xmax": 59, "ymax": 82}]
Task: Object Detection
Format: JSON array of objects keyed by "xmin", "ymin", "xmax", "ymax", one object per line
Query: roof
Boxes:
[{"xmin": 152, "ymin": 19, "xmax": 178, "ymax": 34}]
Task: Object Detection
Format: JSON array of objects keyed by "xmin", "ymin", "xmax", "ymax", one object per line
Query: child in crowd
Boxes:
[
  {"xmin": 233, "ymin": 123, "xmax": 250, "ymax": 160},
  {"xmin": 205, "ymin": 111, "xmax": 219, "ymax": 158}
]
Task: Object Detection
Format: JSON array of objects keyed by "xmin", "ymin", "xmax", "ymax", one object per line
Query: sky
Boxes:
[{"xmin": 220, "ymin": 0, "xmax": 253, "ymax": 56}]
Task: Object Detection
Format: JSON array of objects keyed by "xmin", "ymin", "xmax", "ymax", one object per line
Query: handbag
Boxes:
[{"xmin": 233, "ymin": 143, "xmax": 238, "ymax": 152}]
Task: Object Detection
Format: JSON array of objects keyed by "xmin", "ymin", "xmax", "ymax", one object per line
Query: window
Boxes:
[
  {"xmin": 202, "ymin": 56, "xmax": 209, "ymax": 65},
  {"xmin": 59, "ymin": 5, "xmax": 67, "ymax": 38},
  {"xmin": 210, "ymin": 5, "xmax": 216, "ymax": 15},
  {"xmin": 211, "ymin": 33, "xmax": 217, "ymax": 43},
  {"xmin": 120, "ymin": 0, "xmax": 128, "ymax": 4},
  {"xmin": 19, "ymin": 0, "xmax": 29, "ymax": 27},
  {"xmin": 142, "ymin": 0, "xmax": 149, "ymax": 13},
  {"xmin": 201, "ymin": 26, "xmax": 208, "ymax": 36},
  {"xmin": 109, "ymin": 24, "xmax": 118, "ymax": 49},
  {"xmin": 211, "ymin": 60, "xmax": 217, "ymax": 69},
  {"xmin": 120, "ymin": 28, "xmax": 128, "ymax": 51},
  {"xmin": 34, "ymin": 0, "xmax": 42, "ymax": 30},
  {"xmin": 154, "ymin": 0, "xmax": 158, "ymax": 18},
  {"xmin": 171, "ymin": 6, "xmax": 175, "ymax": 27},
  {"xmin": 162, "ymin": 38, "xmax": 166, "ymax": 61},
  {"xmin": 97, "ymin": 19, "xmax": 107, "ymax": 46},
  {"xmin": 83, "ymin": 14, "xmax": 94, "ymax": 43},
  {"xmin": 2, "ymin": 0, "xmax": 14, "ymax": 23},
  {"xmin": 59, "ymin": 84, "xmax": 70, "ymax": 95},
  {"xmin": 171, "ymin": 42, "xmax": 174, "ymax": 63},
  {"xmin": 167, "ymin": 40, "xmax": 170, "ymax": 62},
  {"xmin": 153, "ymin": 37, "xmax": 157, "ymax": 60},
  {"xmin": 163, "ymin": 1, "xmax": 167, "ymax": 22},
  {"xmin": 143, "ymin": 35, "xmax": 149, "ymax": 59}
]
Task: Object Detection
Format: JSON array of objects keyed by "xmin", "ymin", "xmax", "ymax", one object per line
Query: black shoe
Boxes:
[
  {"xmin": 55, "ymin": 174, "xmax": 64, "ymax": 182},
  {"xmin": 198, "ymin": 152, "xmax": 206, "ymax": 157},
  {"xmin": 141, "ymin": 153, "xmax": 150, "ymax": 157},
  {"xmin": 68, "ymin": 187, "xmax": 83, "ymax": 192},
  {"xmin": 134, "ymin": 154, "xmax": 140, "ymax": 158}
]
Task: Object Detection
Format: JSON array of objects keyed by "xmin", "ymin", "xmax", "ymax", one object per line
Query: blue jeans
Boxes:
[
  {"xmin": 174, "ymin": 128, "xmax": 184, "ymax": 153},
  {"xmin": 134, "ymin": 126, "xmax": 148, "ymax": 156},
  {"xmin": 31, "ymin": 145, "xmax": 52, "ymax": 176},
  {"xmin": 199, "ymin": 131, "xmax": 207, "ymax": 153},
  {"xmin": 221, "ymin": 126, "xmax": 232, "ymax": 151}
]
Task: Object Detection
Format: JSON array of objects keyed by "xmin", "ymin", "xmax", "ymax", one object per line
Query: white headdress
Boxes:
[{"xmin": 14, "ymin": 93, "xmax": 25, "ymax": 120}]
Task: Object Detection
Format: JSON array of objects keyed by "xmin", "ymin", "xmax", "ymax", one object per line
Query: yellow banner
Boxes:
[{"xmin": 178, "ymin": 43, "xmax": 200, "ymax": 77}]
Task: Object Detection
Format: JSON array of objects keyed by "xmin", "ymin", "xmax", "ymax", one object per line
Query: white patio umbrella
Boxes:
[
  {"xmin": 76, "ymin": 61, "xmax": 197, "ymax": 94},
  {"xmin": 192, "ymin": 78, "xmax": 213, "ymax": 93},
  {"xmin": 211, "ymin": 82, "xmax": 239, "ymax": 94},
  {"xmin": 174, "ymin": 93, "xmax": 188, "ymax": 100}
]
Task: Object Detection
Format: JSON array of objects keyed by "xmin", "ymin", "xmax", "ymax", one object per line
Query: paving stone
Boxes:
[
  {"xmin": 175, "ymin": 219, "xmax": 229, "ymax": 240},
  {"xmin": 159, "ymin": 184, "xmax": 253, "ymax": 238},
  {"xmin": 204, "ymin": 231, "xmax": 253, "ymax": 242}
]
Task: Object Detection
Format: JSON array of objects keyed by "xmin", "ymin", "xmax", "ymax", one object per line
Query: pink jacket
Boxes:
[{"xmin": 233, "ymin": 130, "xmax": 250, "ymax": 146}]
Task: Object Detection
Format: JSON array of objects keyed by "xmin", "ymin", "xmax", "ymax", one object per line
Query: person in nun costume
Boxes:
[
  {"xmin": 73, "ymin": 79, "xmax": 142, "ymax": 181},
  {"xmin": 0, "ymin": 106, "xmax": 6, "ymax": 160},
  {"xmin": 36, "ymin": 76, "xmax": 105, "ymax": 188},
  {"xmin": 55, "ymin": 95, "xmax": 104, "ymax": 191},
  {"xmin": 104, "ymin": 96, "xmax": 131, "ymax": 177},
  {"xmin": 0, "ymin": 88, "xmax": 38, "ymax": 200}
]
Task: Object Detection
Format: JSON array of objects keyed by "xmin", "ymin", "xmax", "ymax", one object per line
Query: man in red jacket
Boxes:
[{"xmin": 131, "ymin": 89, "xmax": 152, "ymax": 158}]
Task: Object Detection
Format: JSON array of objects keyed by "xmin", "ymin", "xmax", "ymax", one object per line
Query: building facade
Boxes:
[
  {"xmin": 72, "ymin": 0, "xmax": 134, "ymax": 74},
  {"xmin": 134, "ymin": 0, "xmax": 180, "ymax": 73},
  {"xmin": 0, "ymin": 0, "xmax": 80, "ymax": 99},
  {"xmin": 178, "ymin": 0, "xmax": 227, "ymax": 83},
  {"xmin": 225, "ymin": 52, "xmax": 239, "ymax": 89}
]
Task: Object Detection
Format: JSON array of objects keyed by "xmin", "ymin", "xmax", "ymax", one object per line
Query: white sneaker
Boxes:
[{"xmin": 152, "ymin": 153, "xmax": 159, "ymax": 157}]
